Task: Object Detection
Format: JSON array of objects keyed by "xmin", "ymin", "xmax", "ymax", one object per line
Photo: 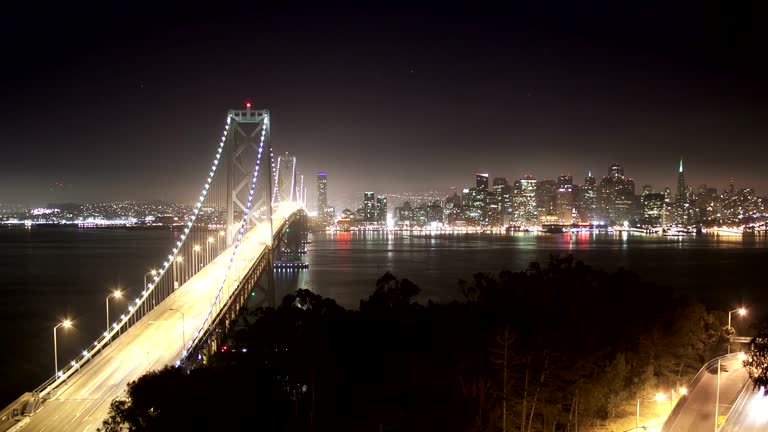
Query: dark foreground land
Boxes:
[{"xmin": 100, "ymin": 256, "xmax": 736, "ymax": 432}]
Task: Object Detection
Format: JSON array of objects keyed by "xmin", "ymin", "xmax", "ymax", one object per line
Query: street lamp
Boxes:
[
  {"xmin": 173, "ymin": 256, "xmax": 183, "ymax": 290},
  {"xmin": 636, "ymin": 392, "xmax": 667, "ymax": 430},
  {"xmin": 169, "ymin": 308, "xmax": 185, "ymax": 365},
  {"xmin": 143, "ymin": 269, "xmax": 157, "ymax": 314},
  {"xmin": 727, "ymin": 307, "xmax": 747, "ymax": 354},
  {"xmin": 53, "ymin": 319, "xmax": 72, "ymax": 376},
  {"xmin": 193, "ymin": 244, "xmax": 201, "ymax": 273},
  {"xmin": 106, "ymin": 289, "xmax": 122, "ymax": 335}
]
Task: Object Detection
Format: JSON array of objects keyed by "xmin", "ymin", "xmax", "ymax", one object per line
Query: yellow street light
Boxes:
[
  {"xmin": 107, "ymin": 290, "xmax": 123, "ymax": 334},
  {"xmin": 728, "ymin": 306, "xmax": 748, "ymax": 354},
  {"xmin": 637, "ymin": 392, "xmax": 667, "ymax": 430},
  {"xmin": 54, "ymin": 319, "xmax": 73, "ymax": 376}
]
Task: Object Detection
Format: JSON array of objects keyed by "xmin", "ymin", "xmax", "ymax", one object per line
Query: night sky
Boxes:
[{"xmin": 2, "ymin": 2, "xmax": 766, "ymax": 207}]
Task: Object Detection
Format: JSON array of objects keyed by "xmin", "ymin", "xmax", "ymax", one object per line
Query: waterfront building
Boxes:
[
  {"xmin": 641, "ymin": 193, "xmax": 665, "ymax": 226},
  {"xmin": 536, "ymin": 179, "xmax": 557, "ymax": 223},
  {"xmin": 375, "ymin": 195, "xmax": 387, "ymax": 225},
  {"xmin": 443, "ymin": 193, "xmax": 463, "ymax": 225},
  {"xmin": 317, "ymin": 171, "xmax": 331, "ymax": 225},
  {"xmin": 493, "ymin": 177, "xmax": 513, "ymax": 226},
  {"xmin": 596, "ymin": 163, "xmax": 638, "ymax": 224},
  {"xmin": 577, "ymin": 171, "xmax": 597, "ymax": 224},
  {"xmin": 674, "ymin": 158, "xmax": 690, "ymax": 224},
  {"xmin": 363, "ymin": 192, "xmax": 375, "ymax": 222},
  {"xmin": 427, "ymin": 200, "xmax": 443, "ymax": 224},
  {"xmin": 512, "ymin": 175, "xmax": 537, "ymax": 227}
]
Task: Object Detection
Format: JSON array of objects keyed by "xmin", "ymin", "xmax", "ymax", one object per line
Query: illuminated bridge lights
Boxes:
[
  {"xmin": 274, "ymin": 262, "xmax": 309, "ymax": 270},
  {"xmin": 185, "ymin": 113, "xmax": 270, "ymax": 360},
  {"xmin": 41, "ymin": 114, "xmax": 236, "ymax": 391}
]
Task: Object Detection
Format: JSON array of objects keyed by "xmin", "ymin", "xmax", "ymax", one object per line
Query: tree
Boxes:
[{"xmin": 743, "ymin": 329, "xmax": 768, "ymax": 390}]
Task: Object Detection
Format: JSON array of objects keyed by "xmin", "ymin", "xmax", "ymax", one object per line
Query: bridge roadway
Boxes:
[{"xmin": 20, "ymin": 213, "xmax": 290, "ymax": 432}]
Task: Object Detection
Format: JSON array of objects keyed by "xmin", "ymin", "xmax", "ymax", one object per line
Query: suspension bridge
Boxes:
[{"xmin": 0, "ymin": 106, "xmax": 309, "ymax": 432}]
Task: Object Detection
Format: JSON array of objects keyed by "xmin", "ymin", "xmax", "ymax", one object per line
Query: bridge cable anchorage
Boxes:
[
  {"xmin": 33, "ymin": 115, "xmax": 234, "ymax": 400},
  {"xmin": 185, "ymin": 114, "xmax": 270, "ymax": 361}
]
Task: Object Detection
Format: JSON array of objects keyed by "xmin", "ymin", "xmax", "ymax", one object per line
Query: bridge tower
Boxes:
[
  {"xmin": 222, "ymin": 104, "xmax": 276, "ymax": 311},
  {"xmin": 225, "ymin": 104, "xmax": 273, "ymax": 248},
  {"xmin": 273, "ymin": 151, "xmax": 297, "ymax": 206}
]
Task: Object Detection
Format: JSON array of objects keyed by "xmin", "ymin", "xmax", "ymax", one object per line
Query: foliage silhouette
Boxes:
[{"xmin": 100, "ymin": 255, "xmax": 724, "ymax": 431}]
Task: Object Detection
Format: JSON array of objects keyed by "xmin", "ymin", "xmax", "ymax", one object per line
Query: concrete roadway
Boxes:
[
  {"xmin": 662, "ymin": 354, "xmax": 749, "ymax": 432},
  {"xmin": 21, "ymin": 212, "xmax": 289, "ymax": 432}
]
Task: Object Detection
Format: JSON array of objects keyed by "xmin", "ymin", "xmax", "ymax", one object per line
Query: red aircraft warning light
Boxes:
[{"xmin": 245, "ymin": 102, "xmax": 251, "ymax": 108}]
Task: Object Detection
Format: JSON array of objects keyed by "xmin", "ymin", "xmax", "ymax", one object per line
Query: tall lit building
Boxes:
[
  {"xmin": 577, "ymin": 171, "xmax": 597, "ymax": 224},
  {"xmin": 676, "ymin": 158, "xmax": 686, "ymax": 203},
  {"xmin": 555, "ymin": 174, "xmax": 574, "ymax": 225},
  {"xmin": 317, "ymin": 172, "xmax": 328, "ymax": 213},
  {"xmin": 476, "ymin": 173, "xmax": 489, "ymax": 191},
  {"xmin": 675, "ymin": 158, "xmax": 691, "ymax": 224},
  {"xmin": 597, "ymin": 163, "xmax": 638, "ymax": 224},
  {"xmin": 512, "ymin": 175, "xmax": 537, "ymax": 227},
  {"xmin": 363, "ymin": 192, "xmax": 375, "ymax": 222},
  {"xmin": 375, "ymin": 195, "xmax": 387, "ymax": 224},
  {"xmin": 609, "ymin": 163, "xmax": 624, "ymax": 180},
  {"xmin": 642, "ymin": 193, "xmax": 665, "ymax": 226},
  {"xmin": 493, "ymin": 177, "xmax": 512, "ymax": 226},
  {"xmin": 536, "ymin": 179, "xmax": 557, "ymax": 222}
]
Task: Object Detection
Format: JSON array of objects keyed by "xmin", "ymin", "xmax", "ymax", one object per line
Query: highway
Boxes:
[
  {"xmin": 662, "ymin": 354, "xmax": 749, "ymax": 432},
  {"xmin": 20, "ymin": 211, "xmax": 290, "ymax": 432}
]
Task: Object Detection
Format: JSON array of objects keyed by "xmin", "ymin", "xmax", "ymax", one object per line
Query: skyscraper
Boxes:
[
  {"xmin": 493, "ymin": 177, "xmax": 512, "ymax": 226},
  {"xmin": 375, "ymin": 195, "xmax": 387, "ymax": 224},
  {"xmin": 577, "ymin": 170, "xmax": 597, "ymax": 223},
  {"xmin": 476, "ymin": 173, "xmax": 489, "ymax": 191},
  {"xmin": 317, "ymin": 172, "xmax": 328, "ymax": 213},
  {"xmin": 609, "ymin": 163, "xmax": 624, "ymax": 180},
  {"xmin": 512, "ymin": 175, "xmax": 537, "ymax": 227},
  {"xmin": 556, "ymin": 174, "xmax": 574, "ymax": 225},
  {"xmin": 675, "ymin": 158, "xmax": 691, "ymax": 224},
  {"xmin": 597, "ymin": 163, "xmax": 638, "ymax": 224},
  {"xmin": 676, "ymin": 158, "xmax": 686, "ymax": 203},
  {"xmin": 363, "ymin": 192, "xmax": 375, "ymax": 222}
]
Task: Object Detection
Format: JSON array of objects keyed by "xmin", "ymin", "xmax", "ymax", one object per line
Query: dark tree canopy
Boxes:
[
  {"xmin": 744, "ymin": 327, "xmax": 768, "ymax": 390},
  {"xmin": 100, "ymin": 256, "xmax": 725, "ymax": 432}
]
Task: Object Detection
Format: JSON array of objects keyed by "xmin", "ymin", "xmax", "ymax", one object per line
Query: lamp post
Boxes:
[
  {"xmin": 144, "ymin": 269, "xmax": 157, "ymax": 312},
  {"xmin": 727, "ymin": 307, "xmax": 747, "ymax": 354},
  {"xmin": 169, "ymin": 308, "xmax": 185, "ymax": 364},
  {"xmin": 636, "ymin": 392, "xmax": 667, "ymax": 430},
  {"xmin": 106, "ymin": 289, "xmax": 122, "ymax": 336},
  {"xmin": 193, "ymin": 245, "xmax": 201, "ymax": 272},
  {"xmin": 173, "ymin": 256, "xmax": 183, "ymax": 291},
  {"xmin": 53, "ymin": 320, "xmax": 72, "ymax": 376}
]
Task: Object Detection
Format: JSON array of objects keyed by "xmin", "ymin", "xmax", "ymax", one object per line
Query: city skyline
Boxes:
[
  {"xmin": 1, "ymin": 3, "xmax": 766, "ymax": 205},
  {"xmin": 0, "ymin": 157, "xmax": 759, "ymax": 209}
]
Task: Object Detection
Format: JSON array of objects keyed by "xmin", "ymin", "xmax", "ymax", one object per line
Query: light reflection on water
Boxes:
[
  {"xmin": 284, "ymin": 230, "xmax": 768, "ymax": 310},
  {"xmin": 1, "ymin": 227, "xmax": 766, "ymax": 407}
]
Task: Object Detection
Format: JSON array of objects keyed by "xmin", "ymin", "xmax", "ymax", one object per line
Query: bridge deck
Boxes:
[{"xmin": 20, "ymin": 215, "xmax": 287, "ymax": 432}]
